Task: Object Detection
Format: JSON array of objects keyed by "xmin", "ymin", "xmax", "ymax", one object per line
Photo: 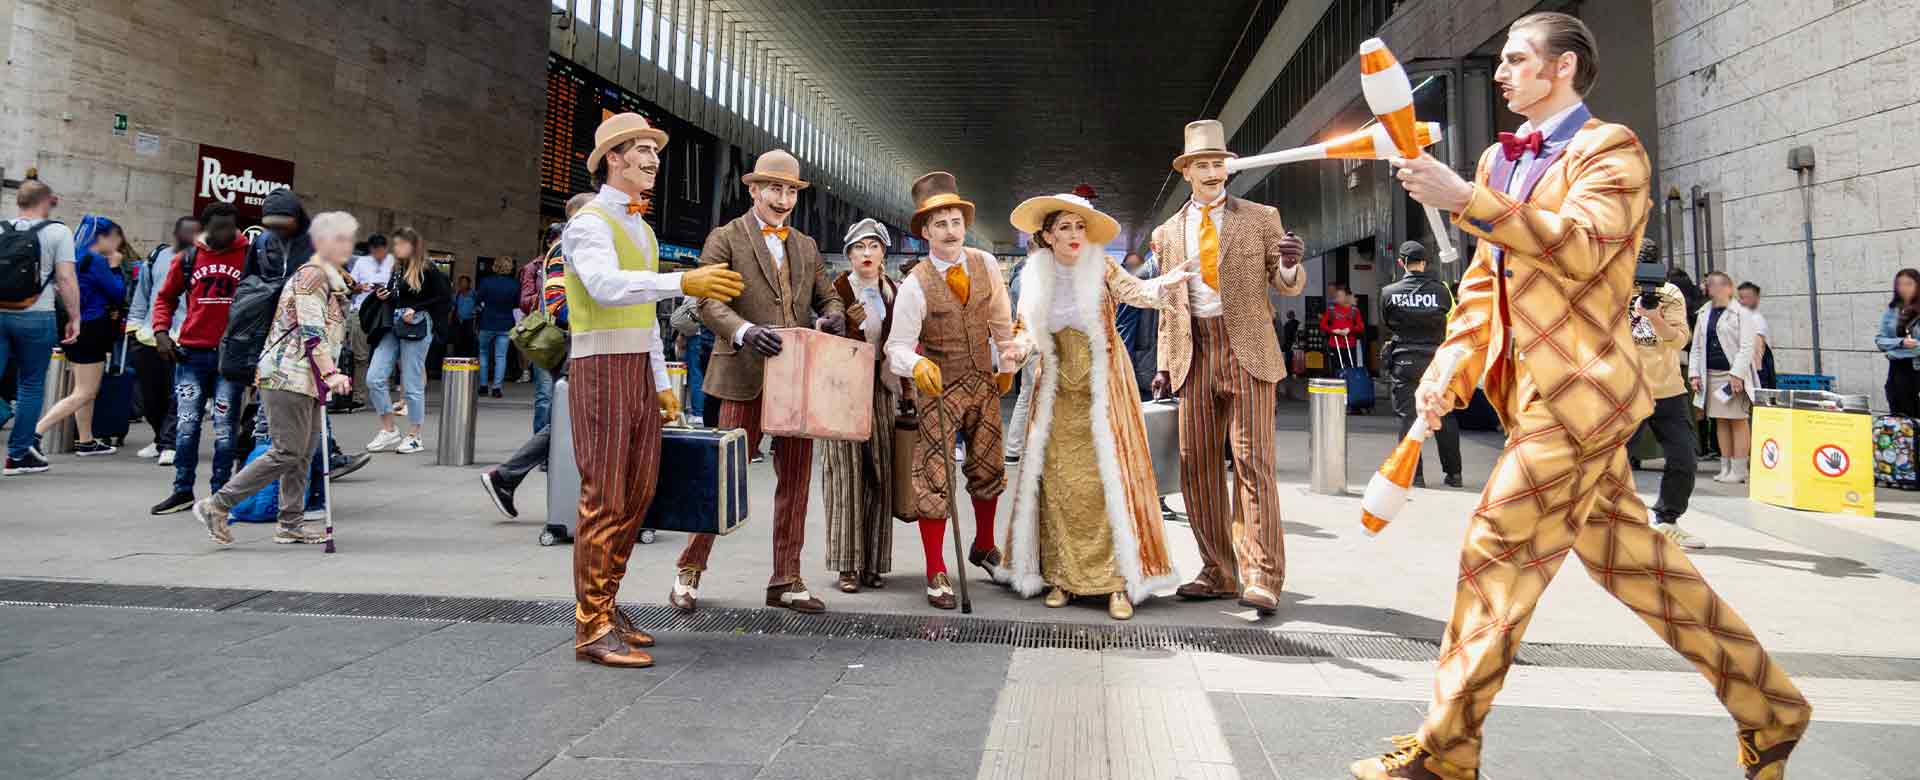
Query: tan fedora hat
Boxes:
[
  {"xmin": 1010, "ymin": 193, "xmax": 1120, "ymax": 246},
  {"xmin": 1172, "ymin": 119, "xmax": 1238, "ymax": 172},
  {"xmin": 587, "ymin": 112, "xmax": 669, "ymax": 173},
  {"xmin": 909, "ymin": 171, "xmax": 975, "ymax": 236},
  {"xmin": 741, "ymin": 149, "xmax": 809, "ymax": 189}
]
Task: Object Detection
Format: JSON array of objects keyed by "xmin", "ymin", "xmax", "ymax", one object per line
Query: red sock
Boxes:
[
  {"xmin": 918, "ymin": 518, "xmax": 948, "ymax": 578},
  {"xmin": 970, "ymin": 496, "xmax": 998, "ymax": 553}
]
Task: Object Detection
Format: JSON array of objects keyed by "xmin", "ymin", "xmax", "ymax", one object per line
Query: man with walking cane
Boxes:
[{"xmin": 882, "ymin": 171, "xmax": 1016, "ymax": 611}]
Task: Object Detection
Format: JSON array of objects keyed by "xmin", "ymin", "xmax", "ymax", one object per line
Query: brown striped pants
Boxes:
[
  {"xmin": 1177, "ymin": 316, "xmax": 1285, "ymax": 594},
  {"xmin": 570, "ymin": 353, "xmax": 662, "ymax": 647},
  {"xmin": 678, "ymin": 398, "xmax": 813, "ymax": 587}
]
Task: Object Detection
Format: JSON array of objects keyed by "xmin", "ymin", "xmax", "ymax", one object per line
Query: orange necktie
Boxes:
[
  {"xmin": 761, "ymin": 226, "xmax": 790, "ymax": 241},
  {"xmin": 945, "ymin": 264, "xmax": 970, "ymax": 306},
  {"xmin": 1198, "ymin": 204, "xmax": 1220, "ymax": 290}
]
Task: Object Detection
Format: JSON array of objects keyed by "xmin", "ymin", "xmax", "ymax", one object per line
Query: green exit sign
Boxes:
[{"xmin": 112, "ymin": 113, "xmax": 128, "ymax": 135}]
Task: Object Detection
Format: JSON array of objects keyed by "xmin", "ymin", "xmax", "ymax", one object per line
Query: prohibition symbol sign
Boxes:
[
  {"xmin": 1760, "ymin": 439, "xmax": 1780, "ymax": 470},
  {"xmin": 1812, "ymin": 444, "xmax": 1850, "ymax": 478}
]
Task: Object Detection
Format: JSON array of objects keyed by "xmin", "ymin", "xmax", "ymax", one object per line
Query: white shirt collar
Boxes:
[
  {"xmin": 1187, "ymin": 191, "xmax": 1227, "ymax": 213},
  {"xmin": 928, "ymin": 250, "xmax": 967, "ymax": 273},
  {"xmin": 594, "ymin": 184, "xmax": 645, "ymax": 215},
  {"xmin": 1518, "ymin": 101, "xmax": 1585, "ymax": 140},
  {"xmin": 847, "ymin": 271, "xmax": 882, "ymax": 290},
  {"xmin": 751, "ymin": 212, "xmax": 788, "ymax": 233}
]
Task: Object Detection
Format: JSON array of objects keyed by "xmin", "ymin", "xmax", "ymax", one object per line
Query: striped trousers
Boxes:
[
  {"xmin": 570, "ymin": 353, "xmax": 662, "ymax": 647},
  {"xmin": 1177, "ymin": 316, "xmax": 1285, "ymax": 594},
  {"xmin": 1419, "ymin": 393, "xmax": 1811, "ymax": 769},
  {"xmin": 678, "ymin": 398, "xmax": 813, "ymax": 587}
]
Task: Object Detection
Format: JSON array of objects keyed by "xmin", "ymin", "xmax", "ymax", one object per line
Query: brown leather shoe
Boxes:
[
  {"xmin": 1239, "ymin": 585, "xmax": 1279, "ymax": 615},
  {"xmin": 1348, "ymin": 734, "xmax": 1476, "ymax": 779},
  {"xmin": 575, "ymin": 632, "xmax": 653, "ymax": 668},
  {"xmin": 1176, "ymin": 580, "xmax": 1235, "ymax": 600},
  {"xmin": 838, "ymin": 571, "xmax": 860, "ymax": 593},
  {"xmin": 767, "ymin": 581, "xmax": 826, "ymax": 614},
  {"xmin": 1739, "ymin": 728, "xmax": 1800, "ymax": 779},
  {"xmin": 968, "ymin": 545, "xmax": 1002, "ymax": 577},
  {"xmin": 669, "ymin": 569, "xmax": 700, "ymax": 614},
  {"xmin": 926, "ymin": 572, "xmax": 957, "ymax": 610},
  {"xmin": 610, "ymin": 608, "xmax": 655, "ymax": 648}
]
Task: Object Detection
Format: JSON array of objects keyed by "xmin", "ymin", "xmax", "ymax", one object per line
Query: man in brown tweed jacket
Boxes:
[
  {"xmin": 1149, "ymin": 119, "xmax": 1307, "ymax": 617},
  {"xmin": 1350, "ymin": 13, "xmax": 1808, "ymax": 780},
  {"xmin": 675, "ymin": 149, "xmax": 845, "ymax": 616}
]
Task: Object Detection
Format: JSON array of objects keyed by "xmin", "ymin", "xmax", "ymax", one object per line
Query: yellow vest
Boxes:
[{"xmin": 564, "ymin": 204, "xmax": 659, "ymax": 358}]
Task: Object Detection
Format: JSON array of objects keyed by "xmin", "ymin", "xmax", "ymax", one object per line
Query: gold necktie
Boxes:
[
  {"xmin": 761, "ymin": 226, "xmax": 790, "ymax": 241},
  {"xmin": 1198, "ymin": 204, "xmax": 1220, "ymax": 290},
  {"xmin": 945, "ymin": 264, "xmax": 970, "ymax": 306}
]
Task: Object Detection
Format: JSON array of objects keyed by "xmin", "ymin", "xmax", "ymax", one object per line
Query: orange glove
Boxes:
[
  {"xmin": 912, "ymin": 358, "xmax": 944, "ymax": 397},
  {"xmin": 995, "ymin": 372, "xmax": 1014, "ymax": 395}
]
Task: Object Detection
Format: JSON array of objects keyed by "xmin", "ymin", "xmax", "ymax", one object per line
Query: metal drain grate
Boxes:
[{"xmin": 2, "ymin": 578, "xmax": 1913, "ymax": 680}]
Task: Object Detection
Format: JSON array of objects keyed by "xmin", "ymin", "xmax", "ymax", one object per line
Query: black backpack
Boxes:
[{"xmin": 0, "ymin": 220, "xmax": 58, "ymax": 310}]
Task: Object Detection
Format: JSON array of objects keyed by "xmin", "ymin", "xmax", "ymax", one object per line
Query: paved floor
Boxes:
[{"xmin": 4, "ymin": 381, "xmax": 1919, "ymax": 778}]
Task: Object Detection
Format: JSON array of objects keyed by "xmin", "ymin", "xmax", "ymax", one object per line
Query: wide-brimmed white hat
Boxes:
[
  {"xmin": 587, "ymin": 112, "xmax": 669, "ymax": 173},
  {"xmin": 843, "ymin": 218, "xmax": 891, "ymax": 254},
  {"xmin": 1009, "ymin": 193, "xmax": 1121, "ymax": 245}
]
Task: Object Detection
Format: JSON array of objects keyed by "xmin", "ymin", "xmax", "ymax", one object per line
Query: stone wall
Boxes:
[
  {"xmin": 1654, "ymin": 0, "xmax": 1920, "ymax": 405},
  {"xmin": 0, "ymin": 0, "xmax": 548, "ymax": 264}
]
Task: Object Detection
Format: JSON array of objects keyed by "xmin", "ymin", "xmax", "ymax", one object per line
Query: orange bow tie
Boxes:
[
  {"xmin": 626, "ymin": 199, "xmax": 651, "ymax": 216},
  {"xmin": 761, "ymin": 226, "xmax": 790, "ymax": 241}
]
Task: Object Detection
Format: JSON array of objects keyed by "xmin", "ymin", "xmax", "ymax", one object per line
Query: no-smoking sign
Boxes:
[
  {"xmin": 1812, "ymin": 444, "xmax": 1850, "ymax": 478},
  {"xmin": 1760, "ymin": 439, "xmax": 1780, "ymax": 470}
]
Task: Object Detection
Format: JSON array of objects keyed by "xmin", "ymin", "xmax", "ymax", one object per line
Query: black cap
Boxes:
[{"xmin": 1398, "ymin": 240, "xmax": 1427, "ymax": 263}]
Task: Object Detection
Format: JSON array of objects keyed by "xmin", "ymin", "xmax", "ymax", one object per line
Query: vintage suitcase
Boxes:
[
  {"xmin": 548, "ymin": 377, "xmax": 753, "ymax": 536},
  {"xmin": 760, "ymin": 327, "xmax": 874, "ymax": 441},
  {"xmin": 1142, "ymin": 398, "xmax": 1181, "ymax": 496},
  {"xmin": 893, "ymin": 416, "xmax": 920, "ymax": 521}
]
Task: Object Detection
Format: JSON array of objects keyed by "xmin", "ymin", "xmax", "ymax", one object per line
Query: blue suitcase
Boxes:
[
  {"xmin": 547, "ymin": 378, "xmax": 751, "ymax": 537},
  {"xmin": 1334, "ymin": 344, "xmax": 1374, "ymax": 412}
]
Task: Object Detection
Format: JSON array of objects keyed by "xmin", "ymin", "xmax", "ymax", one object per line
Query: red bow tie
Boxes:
[{"xmin": 1499, "ymin": 131, "xmax": 1544, "ymax": 162}]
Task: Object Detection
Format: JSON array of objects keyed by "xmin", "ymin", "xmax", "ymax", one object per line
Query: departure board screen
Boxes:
[{"xmin": 541, "ymin": 54, "xmax": 656, "ymax": 211}]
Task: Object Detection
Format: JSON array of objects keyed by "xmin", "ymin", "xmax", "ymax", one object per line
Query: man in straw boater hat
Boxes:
[
  {"xmin": 671, "ymin": 149, "xmax": 845, "ymax": 615},
  {"xmin": 561, "ymin": 112, "xmax": 746, "ymax": 668},
  {"xmin": 1148, "ymin": 119, "xmax": 1307, "ymax": 617},
  {"xmin": 1350, "ymin": 14, "xmax": 1808, "ymax": 779},
  {"xmin": 883, "ymin": 171, "xmax": 1016, "ymax": 609}
]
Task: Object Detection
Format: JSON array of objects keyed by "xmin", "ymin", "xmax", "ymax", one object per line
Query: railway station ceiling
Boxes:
[{"xmin": 710, "ymin": 0, "xmax": 1269, "ymax": 245}]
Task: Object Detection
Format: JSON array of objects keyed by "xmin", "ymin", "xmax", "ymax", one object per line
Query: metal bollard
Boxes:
[
  {"xmin": 666, "ymin": 361, "xmax": 687, "ymax": 405},
  {"xmin": 1308, "ymin": 378, "xmax": 1347, "ymax": 495},
  {"xmin": 436, "ymin": 357, "xmax": 478, "ymax": 466},
  {"xmin": 41, "ymin": 348, "xmax": 75, "ymax": 454}
]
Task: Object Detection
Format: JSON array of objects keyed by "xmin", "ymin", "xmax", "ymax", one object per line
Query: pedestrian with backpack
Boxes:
[
  {"xmin": 32, "ymin": 214, "xmax": 127, "ymax": 457},
  {"xmin": 147, "ymin": 204, "xmax": 249, "ymax": 515},
  {"xmin": 126, "ymin": 215, "xmax": 199, "ymax": 465},
  {"xmin": 0, "ymin": 178, "xmax": 81, "ymax": 476}
]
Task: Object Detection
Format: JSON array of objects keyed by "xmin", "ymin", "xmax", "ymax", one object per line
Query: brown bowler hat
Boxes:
[
  {"xmin": 1172, "ymin": 119, "xmax": 1238, "ymax": 172},
  {"xmin": 909, "ymin": 171, "xmax": 975, "ymax": 236},
  {"xmin": 587, "ymin": 112, "xmax": 669, "ymax": 173},
  {"xmin": 741, "ymin": 149, "xmax": 809, "ymax": 189}
]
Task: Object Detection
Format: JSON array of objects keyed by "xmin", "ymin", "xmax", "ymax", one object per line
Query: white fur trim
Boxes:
[{"xmin": 1001, "ymin": 249, "xmax": 1176, "ymax": 605}]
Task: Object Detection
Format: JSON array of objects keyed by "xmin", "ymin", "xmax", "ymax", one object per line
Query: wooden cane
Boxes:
[{"xmin": 938, "ymin": 394, "xmax": 972, "ymax": 613}]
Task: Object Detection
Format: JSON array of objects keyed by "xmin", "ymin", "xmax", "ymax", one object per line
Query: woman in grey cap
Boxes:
[{"xmin": 820, "ymin": 218, "xmax": 908, "ymax": 593}]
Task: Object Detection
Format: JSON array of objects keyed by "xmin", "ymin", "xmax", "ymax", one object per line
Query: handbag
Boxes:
[
  {"xmin": 509, "ymin": 306, "xmax": 569, "ymax": 372},
  {"xmin": 392, "ymin": 308, "xmax": 430, "ymax": 341}
]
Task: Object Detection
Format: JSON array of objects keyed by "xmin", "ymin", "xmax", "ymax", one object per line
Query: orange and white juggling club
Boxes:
[
  {"xmin": 1359, "ymin": 347, "xmax": 1463, "ymax": 535},
  {"xmin": 1226, "ymin": 122, "xmax": 1442, "ymax": 173},
  {"xmin": 1359, "ymin": 37, "xmax": 1459, "ymax": 265}
]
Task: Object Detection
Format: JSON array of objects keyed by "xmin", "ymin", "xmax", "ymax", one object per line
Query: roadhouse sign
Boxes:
[{"xmin": 194, "ymin": 144, "xmax": 295, "ymax": 224}]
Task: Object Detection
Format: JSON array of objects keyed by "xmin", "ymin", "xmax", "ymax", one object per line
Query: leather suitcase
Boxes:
[
  {"xmin": 1142, "ymin": 398, "xmax": 1180, "ymax": 496},
  {"xmin": 646, "ymin": 426, "xmax": 751, "ymax": 535},
  {"xmin": 760, "ymin": 327, "xmax": 874, "ymax": 441},
  {"xmin": 549, "ymin": 377, "xmax": 752, "ymax": 535},
  {"xmin": 893, "ymin": 417, "xmax": 920, "ymax": 520}
]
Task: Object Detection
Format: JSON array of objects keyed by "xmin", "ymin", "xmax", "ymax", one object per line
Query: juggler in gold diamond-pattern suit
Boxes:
[{"xmin": 1411, "ymin": 113, "xmax": 1811, "ymax": 770}]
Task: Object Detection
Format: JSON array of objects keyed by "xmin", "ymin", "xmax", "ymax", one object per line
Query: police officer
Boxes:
[{"xmin": 1380, "ymin": 240, "xmax": 1462, "ymax": 488}]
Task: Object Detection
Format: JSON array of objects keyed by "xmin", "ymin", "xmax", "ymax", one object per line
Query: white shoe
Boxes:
[
  {"xmin": 395, "ymin": 435, "xmax": 424, "ymax": 454},
  {"xmin": 1652, "ymin": 521, "xmax": 1706, "ymax": 549},
  {"xmin": 137, "ymin": 443, "xmax": 160, "ymax": 458},
  {"xmin": 1725, "ymin": 458, "xmax": 1748, "ymax": 484},
  {"xmin": 156, "ymin": 449, "xmax": 176, "ymax": 466},
  {"xmin": 366, "ymin": 429, "xmax": 404, "ymax": 452}
]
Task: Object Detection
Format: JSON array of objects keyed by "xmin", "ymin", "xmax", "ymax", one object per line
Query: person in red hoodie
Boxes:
[
  {"xmin": 1319, "ymin": 285, "xmax": 1366, "ymax": 369},
  {"xmin": 148, "ymin": 204, "xmax": 249, "ymax": 515}
]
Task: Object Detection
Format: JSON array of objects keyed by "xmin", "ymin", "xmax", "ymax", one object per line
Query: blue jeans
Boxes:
[
  {"xmin": 0, "ymin": 310, "xmax": 57, "ymax": 459},
  {"xmin": 369, "ymin": 331, "xmax": 431, "ymax": 428},
  {"xmin": 683, "ymin": 333, "xmax": 708, "ymax": 419},
  {"xmin": 531, "ymin": 363, "xmax": 554, "ymax": 434},
  {"xmin": 477, "ymin": 329, "xmax": 510, "ymax": 388},
  {"xmin": 171, "ymin": 347, "xmax": 244, "ymax": 495}
]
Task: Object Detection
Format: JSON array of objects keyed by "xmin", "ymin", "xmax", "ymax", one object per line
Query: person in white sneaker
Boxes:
[
  {"xmin": 1688, "ymin": 271, "xmax": 1759, "ymax": 485},
  {"xmin": 362, "ymin": 228, "xmax": 445, "ymax": 455},
  {"xmin": 1628, "ymin": 250, "xmax": 1705, "ymax": 549}
]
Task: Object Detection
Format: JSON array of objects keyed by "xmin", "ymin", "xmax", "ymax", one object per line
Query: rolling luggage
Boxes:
[
  {"xmin": 1875, "ymin": 415, "xmax": 1918, "ymax": 491},
  {"xmin": 893, "ymin": 415, "xmax": 920, "ymax": 521},
  {"xmin": 547, "ymin": 378, "xmax": 753, "ymax": 542},
  {"xmin": 760, "ymin": 327, "xmax": 874, "ymax": 442},
  {"xmin": 1334, "ymin": 343, "xmax": 1374, "ymax": 413},
  {"xmin": 1142, "ymin": 398, "xmax": 1181, "ymax": 496}
]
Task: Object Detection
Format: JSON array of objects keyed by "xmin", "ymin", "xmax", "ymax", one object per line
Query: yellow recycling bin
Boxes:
[{"xmin": 1749, "ymin": 391, "xmax": 1874, "ymax": 518}]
